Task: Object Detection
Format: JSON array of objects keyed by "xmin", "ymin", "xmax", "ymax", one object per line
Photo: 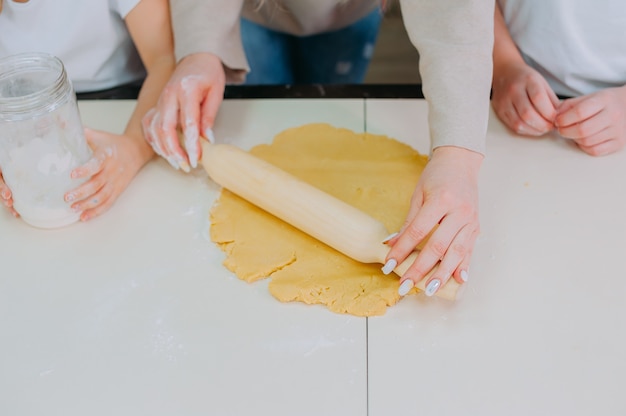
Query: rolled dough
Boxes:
[{"xmin": 209, "ymin": 123, "xmax": 428, "ymax": 316}]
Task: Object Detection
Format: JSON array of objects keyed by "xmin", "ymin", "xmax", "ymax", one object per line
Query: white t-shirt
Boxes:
[
  {"xmin": 0, "ymin": 0, "xmax": 146, "ymax": 93},
  {"xmin": 498, "ymin": 0, "xmax": 626, "ymax": 97}
]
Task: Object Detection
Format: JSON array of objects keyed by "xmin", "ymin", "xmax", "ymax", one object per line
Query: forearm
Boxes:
[
  {"xmin": 125, "ymin": 56, "xmax": 176, "ymax": 159},
  {"xmin": 493, "ymin": 2, "xmax": 526, "ymax": 77},
  {"xmin": 169, "ymin": 0, "xmax": 248, "ymax": 82},
  {"xmin": 400, "ymin": 0, "xmax": 494, "ymax": 154}
]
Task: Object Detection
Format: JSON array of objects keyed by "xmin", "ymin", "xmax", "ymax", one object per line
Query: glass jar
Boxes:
[{"xmin": 0, "ymin": 52, "xmax": 92, "ymax": 229}]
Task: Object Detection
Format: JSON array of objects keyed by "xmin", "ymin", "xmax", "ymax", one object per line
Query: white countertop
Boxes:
[{"xmin": 1, "ymin": 99, "xmax": 625, "ymax": 416}]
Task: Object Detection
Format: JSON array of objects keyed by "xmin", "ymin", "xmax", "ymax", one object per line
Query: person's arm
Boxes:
[
  {"xmin": 491, "ymin": 1, "xmax": 559, "ymax": 136},
  {"xmin": 141, "ymin": 0, "xmax": 249, "ymax": 172},
  {"xmin": 383, "ymin": 0, "xmax": 493, "ymax": 296},
  {"xmin": 65, "ymin": 0, "xmax": 176, "ymax": 221},
  {"xmin": 493, "ymin": 1, "xmax": 525, "ymax": 75},
  {"xmin": 493, "ymin": 2, "xmax": 625, "ymax": 156},
  {"xmin": 400, "ymin": 0, "xmax": 493, "ymax": 154},
  {"xmin": 124, "ymin": 0, "xmax": 177, "ymax": 145},
  {"xmin": 169, "ymin": 0, "xmax": 248, "ymax": 80}
]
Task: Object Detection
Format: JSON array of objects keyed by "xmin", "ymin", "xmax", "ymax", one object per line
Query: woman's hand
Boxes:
[
  {"xmin": 384, "ymin": 146, "xmax": 483, "ymax": 296},
  {"xmin": 142, "ymin": 52, "xmax": 225, "ymax": 171}
]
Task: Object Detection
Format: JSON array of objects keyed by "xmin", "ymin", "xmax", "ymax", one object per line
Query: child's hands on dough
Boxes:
[
  {"xmin": 555, "ymin": 85, "xmax": 626, "ymax": 156},
  {"xmin": 383, "ymin": 146, "xmax": 482, "ymax": 296}
]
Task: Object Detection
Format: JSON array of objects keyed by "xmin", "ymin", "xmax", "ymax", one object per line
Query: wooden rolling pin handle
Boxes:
[{"xmin": 202, "ymin": 140, "xmax": 461, "ymax": 301}]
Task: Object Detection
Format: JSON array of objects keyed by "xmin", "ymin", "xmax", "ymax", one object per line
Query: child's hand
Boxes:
[
  {"xmin": 0, "ymin": 170, "xmax": 19, "ymax": 218},
  {"xmin": 555, "ymin": 86, "xmax": 626, "ymax": 156},
  {"xmin": 65, "ymin": 128, "xmax": 154, "ymax": 221},
  {"xmin": 492, "ymin": 62, "xmax": 560, "ymax": 136}
]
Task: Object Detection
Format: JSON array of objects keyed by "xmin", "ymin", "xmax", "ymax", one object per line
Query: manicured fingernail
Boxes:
[
  {"xmin": 382, "ymin": 232, "xmax": 398, "ymax": 244},
  {"xmin": 398, "ymin": 279, "xmax": 414, "ymax": 296},
  {"xmin": 184, "ymin": 124, "xmax": 199, "ymax": 169},
  {"xmin": 188, "ymin": 150, "xmax": 198, "ymax": 169},
  {"xmin": 425, "ymin": 279, "xmax": 441, "ymax": 297},
  {"xmin": 381, "ymin": 258, "xmax": 397, "ymax": 275},
  {"xmin": 165, "ymin": 155, "xmax": 180, "ymax": 170},
  {"xmin": 179, "ymin": 160, "xmax": 191, "ymax": 173},
  {"xmin": 1, "ymin": 189, "xmax": 9, "ymax": 199},
  {"xmin": 461, "ymin": 270, "xmax": 469, "ymax": 282},
  {"xmin": 65, "ymin": 192, "xmax": 76, "ymax": 202},
  {"xmin": 204, "ymin": 128, "xmax": 216, "ymax": 143}
]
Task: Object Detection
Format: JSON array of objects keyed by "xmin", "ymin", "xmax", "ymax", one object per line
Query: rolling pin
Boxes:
[{"xmin": 201, "ymin": 140, "xmax": 461, "ymax": 301}]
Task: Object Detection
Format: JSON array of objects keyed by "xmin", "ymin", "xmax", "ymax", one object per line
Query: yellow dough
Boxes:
[{"xmin": 209, "ymin": 123, "xmax": 428, "ymax": 316}]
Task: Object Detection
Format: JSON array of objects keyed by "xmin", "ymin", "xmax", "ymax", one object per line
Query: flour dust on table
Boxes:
[{"xmin": 209, "ymin": 123, "xmax": 428, "ymax": 316}]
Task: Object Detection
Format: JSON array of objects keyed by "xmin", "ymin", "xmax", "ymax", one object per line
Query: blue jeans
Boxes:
[{"xmin": 240, "ymin": 9, "xmax": 382, "ymax": 85}]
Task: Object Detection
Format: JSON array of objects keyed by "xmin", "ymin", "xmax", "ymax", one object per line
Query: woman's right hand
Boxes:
[
  {"xmin": 142, "ymin": 52, "xmax": 226, "ymax": 172},
  {"xmin": 384, "ymin": 146, "xmax": 483, "ymax": 297}
]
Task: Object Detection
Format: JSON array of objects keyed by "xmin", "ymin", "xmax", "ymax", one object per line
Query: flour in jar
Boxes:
[{"xmin": 2, "ymin": 129, "xmax": 91, "ymax": 228}]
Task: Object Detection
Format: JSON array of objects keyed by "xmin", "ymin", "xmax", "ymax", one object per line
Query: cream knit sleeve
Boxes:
[
  {"xmin": 400, "ymin": 0, "xmax": 494, "ymax": 154},
  {"xmin": 169, "ymin": 0, "xmax": 250, "ymax": 83}
]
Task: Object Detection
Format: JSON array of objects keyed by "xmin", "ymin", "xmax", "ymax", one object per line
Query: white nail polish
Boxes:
[
  {"xmin": 184, "ymin": 125, "xmax": 200, "ymax": 169},
  {"xmin": 205, "ymin": 128, "xmax": 216, "ymax": 144},
  {"xmin": 180, "ymin": 161, "xmax": 191, "ymax": 173},
  {"xmin": 381, "ymin": 258, "xmax": 397, "ymax": 275},
  {"xmin": 398, "ymin": 279, "xmax": 414, "ymax": 296},
  {"xmin": 425, "ymin": 279, "xmax": 441, "ymax": 297},
  {"xmin": 166, "ymin": 156, "xmax": 180, "ymax": 171},
  {"xmin": 382, "ymin": 232, "xmax": 398, "ymax": 244},
  {"xmin": 461, "ymin": 270, "xmax": 469, "ymax": 282},
  {"xmin": 175, "ymin": 153, "xmax": 190, "ymax": 172},
  {"xmin": 186, "ymin": 143, "xmax": 198, "ymax": 169}
]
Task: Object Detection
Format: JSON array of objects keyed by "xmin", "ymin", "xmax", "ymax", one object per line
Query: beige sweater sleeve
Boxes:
[
  {"xmin": 169, "ymin": 0, "xmax": 249, "ymax": 83},
  {"xmin": 400, "ymin": 0, "xmax": 494, "ymax": 154},
  {"xmin": 170, "ymin": 0, "xmax": 494, "ymax": 154}
]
